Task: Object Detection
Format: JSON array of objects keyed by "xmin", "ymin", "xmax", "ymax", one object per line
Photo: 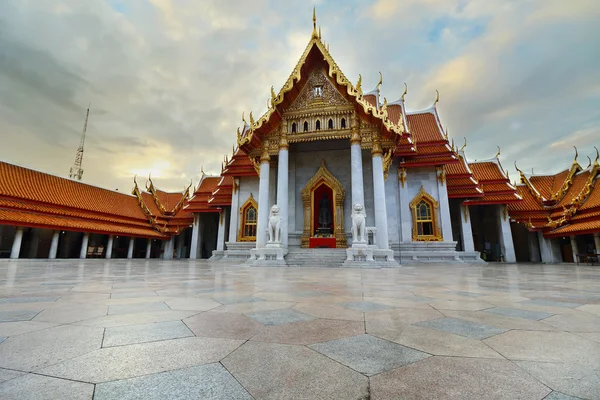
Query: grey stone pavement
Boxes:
[{"xmin": 0, "ymin": 260, "xmax": 599, "ymax": 399}]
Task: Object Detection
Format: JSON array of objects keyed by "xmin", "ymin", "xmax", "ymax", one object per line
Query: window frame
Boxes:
[
  {"xmin": 238, "ymin": 194, "xmax": 259, "ymax": 241},
  {"xmin": 409, "ymin": 186, "xmax": 442, "ymax": 241}
]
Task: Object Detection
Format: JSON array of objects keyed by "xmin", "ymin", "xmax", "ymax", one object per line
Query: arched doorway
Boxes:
[{"xmin": 301, "ymin": 161, "xmax": 346, "ymax": 248}]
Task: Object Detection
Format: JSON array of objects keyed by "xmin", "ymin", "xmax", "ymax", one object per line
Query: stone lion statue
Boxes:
[
  {"xmin": 351, "ymin": 203, "xmax": 367, "ymax": 243},
  {"xmin": 268, "ymin": 204, "xmax": 281, "ymax": 243}
]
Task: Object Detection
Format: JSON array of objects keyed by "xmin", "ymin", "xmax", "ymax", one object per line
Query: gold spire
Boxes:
[
  {"xmin": 318, "ymin": 25, "xmax": 321, "ymax": 39},
  {"xmin": 356, "ymin": 74, "xmax": 363, "ymax": 96},
  {"xmin": 434, "ymin": 90, "xmax": 440, "ymax": 106},
  {"xmin": 311, "ymin": 7, "xmax": 319, "ymax": 39},
  {"xmin": 460, "ymin": 137, "xmax": 467, "ymax": 152},
  {"xmin": 401, "ymin": 82, "xmax": 407, "ymax": 101},
  {"xmin": 496, "ymin": 146, "xmax": 501, "ymax": 158},
  {"xmin": 573, "ymin": 146, "xmax": 578, "ymax": 162},
  {"xmin": 377, "ymin": 71, "xmax": 383, "ymax": 92},
  {"xmin": 249, "ymin": 111, "xmax": 255, "ymax": 126}
]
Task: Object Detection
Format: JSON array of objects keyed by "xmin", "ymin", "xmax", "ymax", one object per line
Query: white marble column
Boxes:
[
  {"xmin": 256, "ymin": 148, "xmax": 271, "ymax": 249},
  {"xmin": 127, "ymin": 237, "xmax": 134, "ymax": 259},
  {"xmin": 437, "ymin": 168, "xmax": 453, "ymax": 241},
  {"xmin": 397, "ymin": 168, "xmax": 412, "ymax": 242},
  {"xmin": 460, "ymin": 204, "xmax": 475, "ymax": 252},
  {"xmin": 10, "ymin": 227, "xmax": 24, "ymax": 259},
  {"xmin": 528, "ymin": 232, "xmax": 541, "ymax": 262},
  {"xmin": 570, "ymin": 236, "xmax": 579, "ymax": 263},
  {"xmin": 49, "ymin": 230, "xmax": 60, "ymax": 259},
  {"xmin": 216, "ymin": 209, "xmax": 227, "ymax": 251},
  {"xmin": 497, "ymin": 205, "xmax": 516, "ymax": 262},
  {"xmin": 190, "ymin": 213, "xmax": 201, "ymax": 259},
  {"xmin": 145, "ymin": 238, "xmax": 152, "ymax": 259},
  {"xmin": 594, "ymin": 233, "xmax": 600, "ymax": 254},
  {"xmin": 164, "ymin": 237, "xmax": 174, "ymax": 260},
  {"xmin": 277, "ymin": 126, "xmax": 289, "ymax": 248},
  {"xmin": 538, "ymin": 232, "xmax": 562, "ymax": 263},
  {"xmin": 228, "ymin": 179, "xmax": 240, "ymax": 243},
  {"xmin": 106, "ymin": 235, "xmax": 114, "ymax": 259},
  {"xmin": 350, "ymin": 116, "xmax": 365, "ymax": 207},
  {"xmin": 371, "ymin": 135, "xmax": 389, "ymax": 249},
  {"xmin": 79, "ymin": 233, "xmax": 89, "ymax": 259}
]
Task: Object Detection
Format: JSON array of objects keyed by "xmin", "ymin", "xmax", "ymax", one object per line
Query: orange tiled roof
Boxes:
[
  {"xmin": 0, "ymin": 161, "xmax": 165, "ymax": 238},
  {"xmin": 185, "ymin": 176, "xmax": 221, "ymax": 213},
  {"xmin": 464, "ymin": 159, "xmax": 521, "ymax": 205},
  {"xmin": 209, "ymin": 176, "xmax": 233, "ymax": 207}
]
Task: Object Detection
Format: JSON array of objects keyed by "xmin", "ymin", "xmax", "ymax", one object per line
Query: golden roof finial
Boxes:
[
  {"xmin": 270, "ymin": 86, "xmax": 277, "ymax": 105},
  {"xmin": 434, "ymin": 90, "xmax": 440, "ymax": 106},
  {"xmin": 444, "ymin": 126, "xmax": 449, "ymax": 140},
  {"xmin": 241, "ymin": 111, "xmax": 246, "ymax": 125},
  {"xmin": 586, "ymin": 156, "xmax": 591, "ymax": 169},
  {"xmin": 311, "ymin": 7, "xmax": 318, "ymax": 39},
  {"xmin": 381, "ymin": 97, "xmax": 388, "ymax": 114},
  {"xmin": 377, "ymin": 71, "xmax": 383, "ymax": 92},
  {"xmin": 401, "ymin": 82, "xmax": 408, "ymax": 101},
  {"xmin": 249, "ymin": 111, "xmax": 255, "ymax": 126},
  {"xmin": 496, "ymin": 146, "xmax": 501, "ymax": 158},
  {"xmin": 573, "ymin": 146, "xmax": 578, "ymax": 162},
  {"xmin": 318, "ymin": 25, "xmax": 321, "ymax": 39},
  {"xmin": 451, "ymin": 138, "xmax": 455, "ymax": 152},
  {"xmin": 460, "ymin": 137, "xmax": 467, "ymax": 152},
  {"xmin": 594, "ymin": 146, "xmax": 599, "ymax": 164},
  {"xmin": 356, "ymin": 74, "xmax": 363, "ymax": 96},
  {"xmin": 201, "ymin": 165, "xmax": 205, "ymax": 176}
]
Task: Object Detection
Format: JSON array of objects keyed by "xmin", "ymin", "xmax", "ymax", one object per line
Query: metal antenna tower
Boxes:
[{"xmin": 69, "ymin": 104, "xmax": 90, "ymax": 181}]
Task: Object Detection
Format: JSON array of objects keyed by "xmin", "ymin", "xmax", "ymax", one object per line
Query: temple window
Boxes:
[
  {"xmin": 239, "ymin": 194, "xmax": 258, "ymax": 241},
  {"xmin": 328, "ymin": 119, "xmax": 334, "ymax": 129},
  {"xmin": 303, "ymin": 121, "xmax": 309, "ymax": 132},
  {"xmin": 315, "ymin": 120, "xmax": 321, "ymax": 131},
  {"xmin": 410, "ymin": 186, "xmax": 442, "ymax": 241},
  {"xmin": 291, "ymin": 122, "xmax": 297, "ymax": 133},
  {"xmin": 313, "ymin": 85, "xmax": 323, "ymax": 97},
  {"xmin": 341, "ymin": 118, "xmax": 346, "ymax": 129}
]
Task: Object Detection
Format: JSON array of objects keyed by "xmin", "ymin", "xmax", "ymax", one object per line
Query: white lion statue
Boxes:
[
  {"xmin": 351, "ymin": 203, "xmax": 367, "ymax": 243},
  {"xmin": 268, "ymin": 204, "xmax": 281, "ymax": 243}
]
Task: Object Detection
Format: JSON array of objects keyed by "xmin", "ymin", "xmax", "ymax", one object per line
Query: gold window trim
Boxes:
[
  {"xmin": 410, "ymin": 186, "xmax": 442, "ymax": 241},
  {"xmin": 301, "ymin": 160, "xmax": 347, "ymax": 248},
  {"xmin": 238, "ymin": 193, "xmax": 258, "ymax": 242}
]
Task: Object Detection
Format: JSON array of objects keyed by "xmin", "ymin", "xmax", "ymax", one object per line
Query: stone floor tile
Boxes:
[
  {"xmin": 371, "ymin": 325, "xmax": 503, "ymax": 359},
  {"xmin": 516, "ymin": 361, "xmax": 600, "ymax": 400},
  {"xmin": 94, "ymin": 363, "xmax": 252, "ymax": 400},
  {"xmin": 520, "ymin": 299, "xmax": 581, "ymax": 308},
  {"xmin": 163, "ymin": 297, "xmax": 221, "ymax": 311},
  {"xmin": 38, "ymin": 336, "xmax": 244, "ymax": 383},
  {"xmin": 72, "ymin": 310, "xmax": 198, "ymax": 328},
  {"xmin": 574, "ymin": 332, "xmax": 600, "ymax": 344},
  {"xmin": 577, "ymin": 304, "xmax": 600, "ymax": 316},
  {"xmin": 428, "ymin": 299, "xmax": 494, "ymax": 311},
  {"xmin": 212, "ymin": 296, "xmax": 265, "ymax": 305},
  {"xmin": 4, "ymin": 318, "xmax": 52, "ymax": 335},
  {"xmin": 0, "ymin": 337, "xmax": 5, "ymax": 344},
  {"xmin": 366, "ymin": 307, "xmax": 444, "ymax": 332},
  {"xmin": 222, "ymin": 341, "xmax": 368, "ymax": 399},
  {"xmin": 441, "ymin": 310, "xmax": 559, "ymax": 331},
  {"xmin": 184, "ymin": 311, "xmax": 263, "ymax": 340},
  {"xmin": 252, "ymin": 318, "xmax": 364, "ymax": 345},
  {"xmin": 0, "ymin": 297, "xmax": 59, "ymax": 304},
  {"xmin": 110, "ymin": 291, "xmax": 158, "ymax": 299},
  {"xmin": 0, "ymin": 324, "xmax": 103, "ymax": 371},
  {"xmin": 247, "ymin": 308, "xmax": 314, "ymax": 326},
  {"xmin": 485, "ymin": 330, "xmax": 600, "ymax": 364},
  {"xmin": 103, "ymin": 320, "xmax": 194, "ymax": 347},
  {"xmin": 309, "ymin": 334, "xmax": 430, "ymax": 376},
  {"xmin": 485, "ymin": 306, "xmax": 554, "ymax": 320},
  {"xmin": 341, "ymin": 301, "xmax": 394, "ymax": 312},
  {"xmin": 542, "ymin": 313, "xmax": 600, "ymax": 332},
  {"xmin": 415, "ymin": 317, "xmax": 507, "ymax": 340},
  {"xmin": 0, "ymin": 368, "xmax": 26, "ymax": 384},
  {"xmin": 544, "ymin": 391, "xmax": 586, "ymax": 400},
  {"xmin": 33, "ymin": 304, "xmax": 108, "ymax": 324},
  {"xmin": 291, "ymin": 290, "xmax": 330, "ymax": 297},
  {"xmin": 370, "ymin": 356, "xmax": 551, "ymax": 400},
  {"xmin": 108, "ymin": 302, "xmax": 170, "ymax": 315},
  {"xmin": 0, "ymin": 373, "xmax": 94, "ymax": 400},
  {"xmin": 216, "ymin": 301, "xmax": 295, "ymax": 313},
  {"xmin": 0, "ymin": 310, "xmax": 41, "ymax": 322},
  {"xmin": 292, "ymin": 303, "xmax": 364, "ymax": 321}
]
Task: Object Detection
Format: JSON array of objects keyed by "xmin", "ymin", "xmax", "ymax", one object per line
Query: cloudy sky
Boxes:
[{"xmin": 1, "ymin": 0, "xmax": 599, "ymax": 193}]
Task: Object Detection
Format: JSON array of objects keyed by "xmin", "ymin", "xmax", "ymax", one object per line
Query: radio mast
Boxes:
[{"xmin": 69, "ymin": 104, "xmax": 90, "ymax": 181}]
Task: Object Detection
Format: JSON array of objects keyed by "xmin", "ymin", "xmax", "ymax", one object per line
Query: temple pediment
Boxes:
[{"xmin": 286, "ymin": 68, "xmax": 351, "ymax": 114}]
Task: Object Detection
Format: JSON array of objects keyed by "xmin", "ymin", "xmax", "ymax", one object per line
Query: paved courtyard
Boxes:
[{"xmin": 0, "ymin": 260, "xmax": 599, "ymax": 399}]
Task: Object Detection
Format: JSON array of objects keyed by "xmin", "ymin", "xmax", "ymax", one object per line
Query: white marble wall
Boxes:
[
  {"xmin": 538, "ymin": 232, "xmax": 562, "ymax": 263},
  {"xmin": 384, "ymin": 159, "xmax": 400, "ymax": 245}
]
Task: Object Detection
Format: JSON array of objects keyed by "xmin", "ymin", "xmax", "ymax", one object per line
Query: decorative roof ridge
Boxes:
[
  {"xmin": 515, "ymin": 162, "xmax": 547, "ymax": 203},
  {"xmin": 405, "ymin": 105, "xmax": 436, "ymax": 115},
  {"xmin": 456, "ymin": 150, "xmax": 476, "ymax": 176},
  {"xmin": 237, "ymin": 13, "xmax": 404, "ymax": 148},
  {"xmin": 131, "ymin": 176, "xmax": 165, "ymax": 234},
  {"xmin": 0, "ymin": 160, "xmax": 137, "ymax": 198}
]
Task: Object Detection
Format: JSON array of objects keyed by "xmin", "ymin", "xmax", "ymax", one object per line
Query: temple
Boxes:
[{"xmin": 1, "ymin": 11, "xmax": 599, "ymax": 265}]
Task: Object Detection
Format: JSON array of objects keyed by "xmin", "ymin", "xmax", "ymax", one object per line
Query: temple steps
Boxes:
[{"xmin": 285, "ymin": 248, "xmax": 347, "ymax": 268}]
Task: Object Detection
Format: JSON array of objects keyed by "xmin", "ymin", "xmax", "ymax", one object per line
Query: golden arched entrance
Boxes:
[{"xmin": 301, "ymin": 161, "xmax": 346, "ymax": 248}]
